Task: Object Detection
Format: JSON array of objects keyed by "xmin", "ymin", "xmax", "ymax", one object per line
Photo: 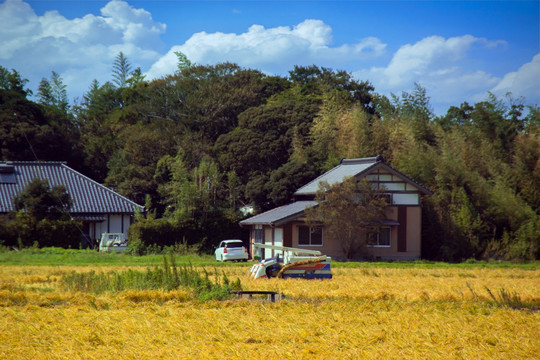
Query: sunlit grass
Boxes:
[{"xmin": 1, "ymin": 247, "xmax": 538, "ymax": 269}]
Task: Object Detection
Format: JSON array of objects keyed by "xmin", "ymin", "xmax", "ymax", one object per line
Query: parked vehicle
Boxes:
[
  {"xmin": 215, "ymin": 240, "xmax": 249, "ymax": 262},
  {"xmin": 250, "ymin": 244, "xmax": 332, "ymax": 279},
  {"xmin": 99, "ymin": 233, "xmax": 127, "ymax": 252}
]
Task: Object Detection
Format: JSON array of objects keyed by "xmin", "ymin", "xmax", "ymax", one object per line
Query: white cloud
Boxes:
[
  {"xmin": 491, "ymin": 53, "xmax": 540, "ymax": 104},
  {"xmin": 0, "ymin": 0, "xmax": 41, "ymax": 58},
  {"xmin": 0, "ymin": 0, "xmax": 165, "ymax": 100},
  {"xmin": 1, "ymin": 0, "xmax": 536, "ymax": 115},
  {"xmin": 353, "ymin": 35, "xmax": 505, "ymax": 114},
  {"xmin": 146, "ymin": 19, "xmax": 386, "ymax": 79}
]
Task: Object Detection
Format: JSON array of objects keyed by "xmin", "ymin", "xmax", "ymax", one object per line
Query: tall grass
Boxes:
[
  {"xmin": 484, "ymin": 286, "xmax": 535, "ymax": 310},
  {"xmin": 60, "ymin": 254, "xmax": 242, "ymax": 301}
]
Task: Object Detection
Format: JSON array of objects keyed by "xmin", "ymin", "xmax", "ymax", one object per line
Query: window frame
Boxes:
[
  {"xmin": 366, "ymin": 227, "xmax": 391, "ymax": 247},
  {"xmin": 254, "ymin": 225, "xmax": 263, "ymax": 244},
  {"xmin": 297, "ymin": 225, "xmax": 323, "ymax": 247}
]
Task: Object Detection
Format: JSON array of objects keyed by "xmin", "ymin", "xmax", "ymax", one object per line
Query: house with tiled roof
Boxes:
[
  {"xmin": 240, "ymin": 156, "xmax": 433, "ymax": 260},
  {"xmin": 0, "ymin": 161, "xmax": 144, "ymax": 247}
]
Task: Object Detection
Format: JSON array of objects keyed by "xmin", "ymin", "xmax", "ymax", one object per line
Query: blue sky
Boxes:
[{"xmin": 1, "ymin": 0, "xmax": 538, "ymax": 115}]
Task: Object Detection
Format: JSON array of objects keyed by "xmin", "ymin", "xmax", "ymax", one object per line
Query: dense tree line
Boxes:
[
  {"xmin": 0, "ymin": 53, "xmax": 538, "ymax": 260},
  {"xmin": 0, "ymin": 178, "xmax": 80, "ymax": 248}
]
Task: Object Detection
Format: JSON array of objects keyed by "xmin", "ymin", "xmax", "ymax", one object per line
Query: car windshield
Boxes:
[{"xmin": 225, "ymin": 241, "xmax": 243, "ymax": 248}]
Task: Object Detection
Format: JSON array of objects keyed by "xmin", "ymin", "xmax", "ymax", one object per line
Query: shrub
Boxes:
[
  {"xmin": 35, "ymin": 219, "xmax": 82, "ymax": 248},
  {"xmin": 0, "ymin": 212, "xmax": 82, "ymax": 249},
  {"xmin": 60, "ymin": 254, "xmax": 242, "ymax": 301},
  {"xmin": 128, "ymin": 218, "xmax": 199, "ymax": 250},
  {"xmin": 128, "ymin": 213, "xmax": 247, "ymax": 254}
]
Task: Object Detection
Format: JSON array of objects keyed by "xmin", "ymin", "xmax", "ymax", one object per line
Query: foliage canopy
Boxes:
[{"xmin": 0, "ymin": 58, "xmax": 538, "ymax": 260}]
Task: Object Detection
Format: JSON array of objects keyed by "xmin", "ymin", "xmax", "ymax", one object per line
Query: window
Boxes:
[
  {"xmin": 298, "ymin": 226, "xmax": 323, "ymax": 246},
  {"xmin": 254, "ymin": 225, "xmax": 263, "ymax": 244},
  {"xmin": 381, "ymin": 193, "xmax": 392, "ymax": 205},
  {"xmin": 366, "ymin": 227, "xmax": 391, "ymax": 247},
  {"xmin": 225, "ymin": 241, "xmax": 244, "ymax": 248},
  {"xmin": 0, "ymin": 164, "xmax": 16, "ymax": 184}
]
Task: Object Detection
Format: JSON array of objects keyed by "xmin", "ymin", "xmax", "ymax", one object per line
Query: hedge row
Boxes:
[
  {"xmin": 127, "ymin": 212, "xmax": 248, "ymax": 253},
  {"xmin": 0, "ymin": 213, "xmax": 82, "ymax": 248}
]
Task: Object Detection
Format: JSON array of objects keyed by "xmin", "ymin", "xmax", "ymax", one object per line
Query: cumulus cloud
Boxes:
[
  {"xmin": 1, "ymin": 0, "xmax": 536, "ymax": 115},
  {"xmin": 146, "ymin": 19, "xmax": 386, "ymax": 79},
  {"xmin": 353, "ymin": 35, "xmax": 505, "ymax": 114},
  {"xmin": 491, "ymin": 53, "xmax": 540, "ymax": 104},
  {"xmin": 0, "ymin": 0, "xmax": 165, "ymax": 99}
]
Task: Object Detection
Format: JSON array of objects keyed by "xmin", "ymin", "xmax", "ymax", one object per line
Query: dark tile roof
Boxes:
[{"xmin": 0, "ymin": 161, "xmax": 143, "ymax": 214}]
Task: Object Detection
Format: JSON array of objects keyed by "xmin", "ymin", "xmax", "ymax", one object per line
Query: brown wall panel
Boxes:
[{"xmin": 397, "ymin": 206, "xmax": 407, "ymax": 252}]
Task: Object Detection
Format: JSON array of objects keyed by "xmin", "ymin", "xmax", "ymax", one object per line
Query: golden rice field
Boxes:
[{"xmin": 1, "ymin": 264, "xmax": 539, "ymax": 359}]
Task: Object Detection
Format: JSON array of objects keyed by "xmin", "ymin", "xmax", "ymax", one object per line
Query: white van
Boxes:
[{"xmin": 99, "ymin": 233, "xmax": 127, "ymax": 252}]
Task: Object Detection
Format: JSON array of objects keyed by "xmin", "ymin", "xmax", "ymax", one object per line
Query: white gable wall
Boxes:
[
  {"xmin": 364, "ymin": 169, "xmax": 422, "ymax": 206},
  {"xmin": 393, "ymin": 193, "xmax": 419, "ymax": 205}
]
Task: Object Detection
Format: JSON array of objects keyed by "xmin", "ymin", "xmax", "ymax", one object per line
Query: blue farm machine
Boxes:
[{"xmin": 249, "ymin": 243, "xmax": 332, "ymax": 279}]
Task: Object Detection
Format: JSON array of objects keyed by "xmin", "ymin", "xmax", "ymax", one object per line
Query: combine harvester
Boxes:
[{"xmin": 249, "ymin": 243, "xmax": 332, "ymax": 279}]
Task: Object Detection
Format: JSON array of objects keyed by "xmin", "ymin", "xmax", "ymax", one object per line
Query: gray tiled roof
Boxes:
[
  {"xmin": 294, "ymin": 156, "xmax": 432, "ymax": 196},
  {"xmin": 240, "ymin": 201, "xmax": 317, "ymax": 226},
  {"xmin": 295, "ymin": 157, "xmax": 379, "ymax": 195},
  {"xmin": 0, "ymin": 161, "xmax": 143, "ymax": 214}
]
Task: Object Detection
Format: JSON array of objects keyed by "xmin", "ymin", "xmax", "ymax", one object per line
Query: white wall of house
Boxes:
[
  {"xmin": 273, "ymin": 228, "xmax": 284, "ymax": 258},
  {"xmin": 264, "ymin": 227, "xmax": 273, "ymax": 259},
  {"xmin": 393, "ymin": 193, "xmax": 419, "ymax": 205},
  {"xmin": 108, "ymin": 215, "xmax": 122, "ymax": 233},
  {"xmin": 88, "ymin": 214, "xmax": 133, "ymax": 243}
]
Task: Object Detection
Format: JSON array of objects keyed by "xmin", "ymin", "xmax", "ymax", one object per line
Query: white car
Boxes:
[{"xmin": 215, "ymin": 240, "xmax": 249, "ymax": 262}]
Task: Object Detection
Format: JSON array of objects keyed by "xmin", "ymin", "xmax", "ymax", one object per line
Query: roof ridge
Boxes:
[
  {"xmin": 0, "ymin": 161, "xmax": 67, "ymax": 165},
  {"xmin": 340, "ymin": 155, "xmax": 384, "ymax": 165},
  {"xmin": 240, "ymin": 200, "xmax": 318, "ymax": 226},
  {"xmin": 295, "ymin": 157, "xmax": 383, "ymax": 194}
]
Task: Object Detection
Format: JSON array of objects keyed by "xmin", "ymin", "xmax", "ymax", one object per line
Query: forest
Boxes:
[{"xmin": 0, "ymin": 52, "xmax": 538, "ymax": 261}]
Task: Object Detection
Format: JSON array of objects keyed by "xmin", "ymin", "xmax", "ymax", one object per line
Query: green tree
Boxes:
[
  {"xmin": 0, "ymin": 78, "xmax": 82, "ymax": 168},
  {"xmin": 76, "ymin": 80, "xmax": 123, "ymax": 181},
  {"xmin": 105, "ymin": 119, "xmax": 179, "ymax": 205},
  {"xmin": 161, "ymin": 155, "xmax": 223, "ymax": 219},
  {"xmin": 389, "ymin": 83, "xmax": 436, "ymax": 145},
  {"xmin": 288, "ymin": 65, "xmax": 375, "ymax": 113},
  {"xmin": 8, "ymin": 178, "xmax": 81, "ymax": 248},
  {"xmin": 266, "ymin": 158, "xmax": 321, "ymax": 206},
  {"xmin": 311, "ymin": 96, "xmax": 385, "ymax": 168},
  {"xmin": 174, "ymin": 51, "xmax": 192, "ymax": 74},
  {"xmin": 14, "ymin": 178, "xmax": 72, "ymax": 221},
  {"xmin": 37, "ymin": 78, "xmax": 53, "ymax": 106},
  {"xmin": 112, "ymin": 51, "xmax": 132, "ymax": 89},
  {"xmin": 437, "ymin": 102, "xmax": 474, "ymax": 130},
  {"xmin": 0, "ymin": 66, "xmax": 32, "ymax": 97},
  {"xmin": 305, "ymin": 177, "xmax": 387, "ymax": 259},
  {"xmin": 37, "ymin": 71, "xmax": 69, "ymax": 113}
]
